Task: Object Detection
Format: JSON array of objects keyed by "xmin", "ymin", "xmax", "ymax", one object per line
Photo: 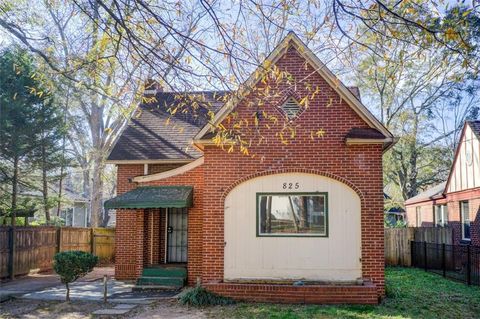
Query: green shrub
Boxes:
[
  {"xmin": 178, "ymin": 284, "xmax": 235, "ymax": 306},
  {"xmin": 53, "ymin": 250, "xmax": 98, "ymax": 301}
]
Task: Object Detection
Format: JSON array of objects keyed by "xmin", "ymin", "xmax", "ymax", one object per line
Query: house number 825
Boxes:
[{"xmin": 283, "ymin": 182, "xmax": 299, "ymax": 190}]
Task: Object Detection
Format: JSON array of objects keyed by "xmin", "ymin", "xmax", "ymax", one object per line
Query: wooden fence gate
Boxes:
[
  {"xmin": 385, "ymin": 227, "xmax": 452, "ymax": 267},
  {"xmin": 0, "ymin": 226, "xmax": 115, "ymax": 278}
]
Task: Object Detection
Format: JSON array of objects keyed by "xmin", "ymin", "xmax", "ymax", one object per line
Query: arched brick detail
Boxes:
[{"xmin": 221, "ymin": 168, "xmax": 365, "ymax": 203}]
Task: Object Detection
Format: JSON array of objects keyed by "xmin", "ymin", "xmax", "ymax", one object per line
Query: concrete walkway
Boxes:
[
  {"xmin": 0, "ymin": 267, "xmax": 115, "ymax": 302},
  {"xmin": 20, "ymin": 279, "xmax": 134, "ymax": 302}
]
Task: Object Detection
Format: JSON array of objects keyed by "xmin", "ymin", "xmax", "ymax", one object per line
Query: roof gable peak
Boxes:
[{"xmin": 193, "ymin": 31, "xmax": 393, "ymax": 145}]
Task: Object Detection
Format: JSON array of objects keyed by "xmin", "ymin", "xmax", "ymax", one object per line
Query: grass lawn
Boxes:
[{"xmin": 213, "ymin": 267, "xmax": 480, "ymax": 319}]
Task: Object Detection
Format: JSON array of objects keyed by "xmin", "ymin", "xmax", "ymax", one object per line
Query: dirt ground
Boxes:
[{"xmin": 0, "ymin": 298, "xmax": 217, "ymax": 319}]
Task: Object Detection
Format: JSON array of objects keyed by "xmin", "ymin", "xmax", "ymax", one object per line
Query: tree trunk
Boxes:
[
  {"xmin": 42, "ymin": 144, "xmax": 50, "ymax": 223},
  {"xmin": 10, "ymin": 155, "xmax": 18, "ymax": 280},
  {"xmin": 56, "ymin": 166, "xmax": 64, "ymax": 217},
  {"xmin": 11, "ymin": 156, "xmax": 18, "ymax": 227},
  {"xmin": 90, "ymin": 156, "xmax": 104, "ymax": 227},
  {"xmin": 66, "ymin": 282, "xmax": 70, "ymax": 302}
]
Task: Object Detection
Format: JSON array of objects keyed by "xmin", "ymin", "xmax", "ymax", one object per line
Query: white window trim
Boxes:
[
  {"xmin": 256, "ymin": 192, "xmax": 328, "ymax": 237},
  {"xmin": 434, "ymin": 205, "xmax": 448, "ymax": 227},
  {"xmin": 460, "ymin": 201, "xmax": 471, "ymax": 241}
]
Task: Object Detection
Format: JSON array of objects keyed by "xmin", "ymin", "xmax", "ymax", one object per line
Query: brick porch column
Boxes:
[{"xmin": 115, "ymin": 209, "xmax": 145, "ymax": 280}]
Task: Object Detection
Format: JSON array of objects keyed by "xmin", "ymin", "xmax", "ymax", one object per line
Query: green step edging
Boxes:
[
  {"xmin": 141, "ymin": 267, "xmax": 187, "ymax": 278},
  {"xmin": 137, "ymin": 276, "xmax": 185, "ymax": 287}
]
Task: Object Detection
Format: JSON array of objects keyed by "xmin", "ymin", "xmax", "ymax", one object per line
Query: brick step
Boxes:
[
  {"xmin": 141, "ymin": 267, "xmax": 187, "ymax": 278},
  {"xmin": 137, "ymin": 276, "xmax": 185, "ymax": 287}
]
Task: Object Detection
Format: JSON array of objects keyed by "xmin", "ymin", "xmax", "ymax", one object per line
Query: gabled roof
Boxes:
[
  {"xmin": 406, "ymin": 120, "xmax": 480, "ymax": 205},
  {"xmin": 193, "ymin": 31, "xmax": 393, "ymax": 146},
  {"xmin": 405, "ymin": 182, "xmax": 446, "ymax": 205},
  {"xmin": 444, "ymin": 120, "xmax": 480, "ymax": 193},
  {"xmin": 467, "ymin": 120, "xmax": 480, "ymax": 138},
  {"xmin": 107, "ymin": 91, "xmax": 227, "ymax": 162}
]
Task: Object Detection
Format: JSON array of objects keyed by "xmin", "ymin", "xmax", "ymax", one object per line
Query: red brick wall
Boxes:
[
  {"xmin": 446, "ymin": 195, "xmax": 480, "ymax": 246},
  {"xmin": 149, "ymin": 163, "xmax": 184, "ymax": 174},
  {"xmin": 405, "ymin": 190, "xmax": 480, "ymax": 247},
  {"xmin": 159, "ymin": 209, "xmax": 166, "ymax": 263},
  {"xmin": 205, "ymin": 282, "xmax": 378, "ymax": 304},
  {"xmin": 144, "ymin": 209, "xmax": 161, "ymax": 265},
  {"xmin": 200, "ymin": 46, "xmax": 385, "ymax": 297},
  {"xmin": 405, "ymin": 203, "xmax": 435, "ymax": 227},
  {"xmin": 115, "ymin": 164, "xmax": 145, "ymax": 280}
]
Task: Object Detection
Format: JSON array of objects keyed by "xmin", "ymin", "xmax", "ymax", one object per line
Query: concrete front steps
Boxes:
[{"xmin": 134, "ymin": 265, "xmax": 186, "ymax": 291}]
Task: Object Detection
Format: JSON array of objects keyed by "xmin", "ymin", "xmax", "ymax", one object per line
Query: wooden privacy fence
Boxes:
[
  {"xmin": 0, "ymin": 226, "xmax": 115, "ymax": 278},
  {"xmin": 385, "ymin": 227, "xmax": 452, "ymax": 267}
]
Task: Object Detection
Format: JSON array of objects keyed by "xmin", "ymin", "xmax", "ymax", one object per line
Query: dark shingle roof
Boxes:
[
  {"xmin": 346, "ymin": 128, "xmax": 386, "ymax": 139},
  {"xmin": 107, "ymin": 91, "xmax": 228, "ymax": 161},
  {"xmin": 108, "ymin": 86, "xmax": 376, "ymax": 161},
  {"xmin": 467, "ymin": 120, "xmax": 480, "ymax": 138},
  {"xmin": 405, "ymin": 182, "xmax": 446, "ymax": 205},
  {"xmin": 347, "ymin": 86, "xmax": 361, "ymax": 101}
]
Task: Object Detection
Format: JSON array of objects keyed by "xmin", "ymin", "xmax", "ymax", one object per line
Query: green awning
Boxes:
[{"xmin": 104, "ymin": 186, "xmax": 193, "ymax": 209}]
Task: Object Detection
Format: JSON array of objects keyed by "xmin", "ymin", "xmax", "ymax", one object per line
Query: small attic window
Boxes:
[{"xmin": 281, "ymin": 97, "xmax": 301, "ymax": 119}]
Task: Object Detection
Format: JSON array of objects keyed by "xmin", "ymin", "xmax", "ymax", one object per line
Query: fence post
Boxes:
[
  {"xmin": 410, "ymin": 240, "xmax": 414, "ymax": 267},
  {"xmin": 442, "ymin": 243, "xmax": 446, "ymax": 278},
  {"xmin": 56, "ymin": 227, "xmax": 61, "ymax": 253},
  {"xmin": 7, "ymin": 227, "xmax": 15, "ymax": 279},
  {"xmin": 467, "ymin": 245, "xmax": 471, "ymax": 285},
  {"xmin": 424, "ymin": 241, "xmax": 428, "ymax": 271},
  {"xmin": 90, "ymin": 228, "xmax": 95, "ymax": 255}
]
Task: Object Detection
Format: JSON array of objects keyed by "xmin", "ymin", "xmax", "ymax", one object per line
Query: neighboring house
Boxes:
[
  {"xmin": 384, "ymin": 193, "xmax": 405, "ymax": 225},
  {"xmin": 105, "ymin": 32, "xmax": 394, "ymax": 304},
  {"xmin": 58, "ymin": 189, "xmax": 90, "ymax": 227},
  {"xmin": 20, "ymin": 187, "xmax": 90, "ymax": 227},
  {"xmin": 405, "ymin": 121, "xmax": 480, "ymax": 247}
]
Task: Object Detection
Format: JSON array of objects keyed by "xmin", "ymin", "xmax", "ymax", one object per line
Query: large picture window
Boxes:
[{"xmin": 257, "ymin": 193, "xmax": 328, "ymax": 237}]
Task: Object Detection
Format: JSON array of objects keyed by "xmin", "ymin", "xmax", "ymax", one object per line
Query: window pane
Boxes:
[
  {"xmin": 461, "ymin": 201, "xmax": 470, "ymax": 240},
  {"xmin": 435, "ymin": 205, "xmax": 448, "ymax": 227},
  {"xmin": 258, "ymin": 194, "xmax": 326, "ymax": 235},
  {"xmin": 416, "ymin": 207, "xmax": 422, "ymax": 227}
]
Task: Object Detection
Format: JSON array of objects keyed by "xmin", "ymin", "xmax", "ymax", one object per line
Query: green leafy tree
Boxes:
[
  {"xmin": 349, "ymin": 3, "xmax": 480, "ymax": 202},
  {"xmin": 0, "ymin": 48, "xmax": 45, "ymax": 225},
  {"xmin": 31, "ymin": 91, "xmax": 69, "ymax": 223},
  {"xmin": 53, "ymin": 251, "xmax": 98, "ymax": 302}
]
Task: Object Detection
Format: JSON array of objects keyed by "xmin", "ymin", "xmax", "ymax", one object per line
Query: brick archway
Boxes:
[{"xmin": 221, "ymin": 168, "xmax": 365, "ymax": 203}]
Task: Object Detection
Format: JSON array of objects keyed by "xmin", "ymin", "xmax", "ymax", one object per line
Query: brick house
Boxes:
[
  {"xmin": 105, "ymin": 32, "xmax": 395, "ymax": 304},
  {"xmin": 405, "ymin": 121, "xmax": 480, "ymax": 247}
]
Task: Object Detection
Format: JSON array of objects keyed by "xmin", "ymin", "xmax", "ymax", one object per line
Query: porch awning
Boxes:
[{"xmin": 104, "ymin": 186, "xmax": 193, "ymax": 209}]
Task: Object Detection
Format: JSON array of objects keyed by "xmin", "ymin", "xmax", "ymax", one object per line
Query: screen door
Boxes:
[{"xmin": 167, "ymin": 208, "xmax": 188, "ymax": 263}]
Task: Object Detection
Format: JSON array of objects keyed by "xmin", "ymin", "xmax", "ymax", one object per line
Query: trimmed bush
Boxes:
[
  {"xmin": 178, "ymin": 284, "xmax": 235, "ymax": 306},
  {"xmin": 53, "ymin": 250, "xmax": 98, "ymax": 301}
]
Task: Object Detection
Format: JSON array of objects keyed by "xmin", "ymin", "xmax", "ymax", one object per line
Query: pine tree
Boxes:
[
  {"xmin": 32, "ymin": 95, "xmax": 69, "ymax": 223},
  {"xmin": 0, "ymin": 48, "xmax": 46, "ymax": 225}
]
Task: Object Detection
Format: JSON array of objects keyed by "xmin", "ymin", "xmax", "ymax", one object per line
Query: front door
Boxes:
[{"xmin": 167, "ymin": 208, "xmax": 188, "ymax": 263}]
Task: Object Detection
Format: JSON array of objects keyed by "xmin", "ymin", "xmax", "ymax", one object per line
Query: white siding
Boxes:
[
  {"xmin": 448, "ymin": 125, "xmax": 480, "ymax": 193},
  {"xmin": 224, "ymin": 173, "xmax": 362, "ymax": 282}
]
